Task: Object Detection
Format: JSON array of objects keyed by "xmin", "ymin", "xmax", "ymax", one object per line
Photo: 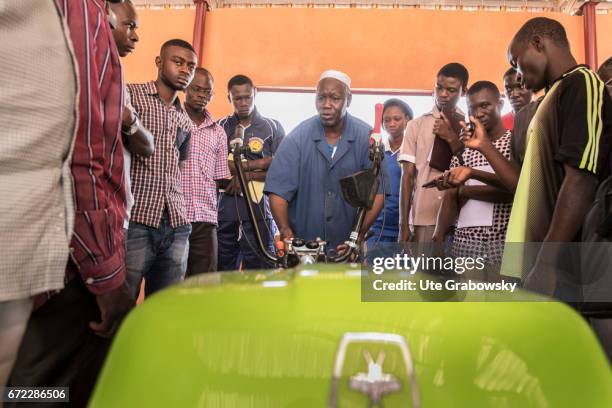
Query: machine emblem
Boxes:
[
  {"xmin": 328, "ymin": 332, "xmax": 420, "ymax": 408},
  {"xmin": 348, "ymin": 350, "xmax": 401, "ymax": 405}
]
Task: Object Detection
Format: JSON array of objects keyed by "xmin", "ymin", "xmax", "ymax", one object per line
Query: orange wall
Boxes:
[
  {"xmin": 121, "ymin": 8, "xmax": 195, "ymax": 84},
  {"xmin": 123, "ymin": 7, "xmax": 610, "ymax": 118},
  {"xmin": 597, "ymin": 13, "xmax": 612, "ymax": 63}
]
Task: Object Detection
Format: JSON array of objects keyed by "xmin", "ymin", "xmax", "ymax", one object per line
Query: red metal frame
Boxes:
[
  {"xmin": 582, "ymin": 1, "xmax": 599, "ymax": 70},
  {"xmin": 192, "ymin": 0, "xmax": 208, "ymax": 66}
]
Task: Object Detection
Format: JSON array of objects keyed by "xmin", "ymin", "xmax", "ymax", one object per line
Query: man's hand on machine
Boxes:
[
  {"xmin": 279, "ymin": 227, "xmax": 294, "ymax": 243},
  {"xmin": 336, "ymin": 242, "xmax": 358, "ymax": 262}
]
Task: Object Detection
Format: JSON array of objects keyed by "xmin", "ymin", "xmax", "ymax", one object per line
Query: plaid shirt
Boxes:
[
  {"xmin": 0, "ymin": 0, "xmax": 77, "ymax": 301},
  {"xmin": 181, "ymin": 111, "xmax": 230, "ymax": 225},
  {"xmin": 58, "ymin": 0, "xmax": 127, "ymax": 296},
  {"xmin": 127, "ymin": 81, "xmax": 193, "ymax": 229}
]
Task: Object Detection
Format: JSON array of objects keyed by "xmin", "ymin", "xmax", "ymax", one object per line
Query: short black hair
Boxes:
[
  {"xmin": 503, "ymin": 67, "xmax": 518, "ymax": 79},
  {"xmin": 467, "ymin": 81, "xmax": 501, "ymax": 99},
  {"xmin": 598, "ymin": 56, "xmax": 612, "ymax": 83},
  {"xmin": 383, "ymin": 98, "xmax": 414, "ymax": 120},
  {"xmin": 160, "ymin": 39, "xmax": 196, "ymax": 54},
  {"xmin": 437, "ymin": 63, "xmax": 469, "ymax": 87},
  {"xmin": 195, "ymin": 67, "xmax": 214, "ymax": 82},
  {"xmin": 227, "ymin": 75, "xmax": 254, "ymax": 92},
  {"xmin": 513, "ymin": 17, "xmax": 570, "ymax": 49}
]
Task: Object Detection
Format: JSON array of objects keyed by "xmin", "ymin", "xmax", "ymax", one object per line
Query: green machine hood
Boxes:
[{"xmin": 90, "ymin": 265, "xmax": 612, "ymax": 407}]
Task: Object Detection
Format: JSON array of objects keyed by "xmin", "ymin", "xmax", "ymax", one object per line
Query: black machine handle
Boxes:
[
  {"xmin": 231, "ymin": 137, "xmax": 384, "ymax": 268},
  {"xmin": 231, "ymin": 144, "xmax": 280, "ymax": 265},
  {"xmin": 333, "ymin": 142, "xmax": 385, "ymax": 263}
]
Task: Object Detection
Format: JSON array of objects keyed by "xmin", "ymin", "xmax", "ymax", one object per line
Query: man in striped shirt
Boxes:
[
  {"xmin": 181, "ymin": 68, "xmax": 230, "ymax": 275},
  {"xmin": 126, "ymin": 39, "xmax": 196, "ymax": 298},
  {"xmin": 7, "ymin": 0, "xmax": 133, "ymax": 404}
]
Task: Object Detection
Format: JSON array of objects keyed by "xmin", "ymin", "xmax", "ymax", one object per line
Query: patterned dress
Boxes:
[{"xmin": 451, "ymin": 131, "xmax": 513, "ymax": 263}]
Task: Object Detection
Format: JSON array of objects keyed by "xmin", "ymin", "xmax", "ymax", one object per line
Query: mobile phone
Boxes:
[
  {"xmin": 422, "ymin": 178, "xmax": 438, "ymax": 188},
  {"xmin": 459, "ymin": 121, "xmax": 475, "ymax": 139}
]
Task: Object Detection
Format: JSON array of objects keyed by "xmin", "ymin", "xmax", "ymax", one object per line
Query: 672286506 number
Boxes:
[{"xmin": 2, "ymin": 387, "xmax": 69, "ymax": 402}]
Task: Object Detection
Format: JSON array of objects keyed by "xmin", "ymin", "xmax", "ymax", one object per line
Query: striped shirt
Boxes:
[
  {"xmin": 127, "ymin": 81, "xmax": 194, "ymax": 229},
  {"xmin": 501, "ymin": 65, "xmax": 611, "ymax": 277},
  {"xmin": 181, "ymin": 111, "xmax": 230, "ymax": 225},
  {"xmin": 57, "ymin": 0, "xmax": 127, "ymax": 296}
]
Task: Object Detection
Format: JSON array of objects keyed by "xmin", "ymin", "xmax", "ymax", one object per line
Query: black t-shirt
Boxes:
[
  {"xmin": 502, "ymin": 65, "xmax": 612, "ymax": 278},
  {"xmin": 506, "ymin": 65, "xmax": 612, "ymax": 242},
  {"xmin": 511, "ymin": 98, "xmax": 541, "ymax": 166}
]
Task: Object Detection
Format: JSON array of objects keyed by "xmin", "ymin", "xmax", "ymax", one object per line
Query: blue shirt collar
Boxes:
[
  {"xmin": 312, "ymin": 113, "xmax": 357, "ymax": 142},
  {"xmin": 229, "ymin": 107, "xmax": 261, "ymax": 126}
]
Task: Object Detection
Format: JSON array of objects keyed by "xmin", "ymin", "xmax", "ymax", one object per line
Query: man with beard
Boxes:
[
  {"xmin": 264, "ymin": 70, "xmax": 386, "ymax": 256},
  {"xmin": 126, "ymin": 39, "xmax": 197, "ymax": 298},
  {"xmin": 181, "ymin": 68, "xmax": 230, "ymax": 274}
]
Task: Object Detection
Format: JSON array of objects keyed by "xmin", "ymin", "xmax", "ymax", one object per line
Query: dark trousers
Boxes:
[
  {"xmin": 217, "ymin": 218, "xmax": 276, "ymax": 271},
  {"xmin": 186, "ymin": 222, "xmax": 218, "ymax": 276},
  {"xmin": 125, "ymin": 213, "xmax": 192, "ymax": 299},
  {"xmin": 7, "ymin": 279, "xmax": 110, "ymax": 408}
]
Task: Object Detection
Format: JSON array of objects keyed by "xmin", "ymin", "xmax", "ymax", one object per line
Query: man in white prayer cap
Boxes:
[{"xmin": 264, "ymin": 70, "xmax": 387, "ymax": 255}]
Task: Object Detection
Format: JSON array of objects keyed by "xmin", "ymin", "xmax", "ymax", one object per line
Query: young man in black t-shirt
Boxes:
[{"xmin": 501, "ymin": 18, "xmax": 612, "ymax": 292}]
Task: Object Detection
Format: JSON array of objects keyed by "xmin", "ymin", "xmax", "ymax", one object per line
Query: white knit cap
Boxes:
[{"xmin": 318, "ymin": 69, "xmax": 351, "ymax": 89}]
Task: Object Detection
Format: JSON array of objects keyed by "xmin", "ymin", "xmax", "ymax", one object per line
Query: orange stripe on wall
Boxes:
[{"xmin": 123, "ymin": 8, "xmax": 610, "ymax": 119}]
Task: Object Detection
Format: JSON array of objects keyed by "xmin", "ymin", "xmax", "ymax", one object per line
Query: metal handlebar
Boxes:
[{"xmin": 231, "ymin": 141, "xmax": 384, "ymax": 268}]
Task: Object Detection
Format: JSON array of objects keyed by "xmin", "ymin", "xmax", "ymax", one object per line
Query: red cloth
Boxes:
[
  {"xmin": 502, "ymin": 111, "xmax": 515, "ymax": 131},
  {"xmin": 57, "ymin": 0, "xmax": 126, "ymax": 295}
]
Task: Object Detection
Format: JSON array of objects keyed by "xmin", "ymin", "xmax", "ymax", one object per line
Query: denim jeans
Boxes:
[
  {"xmin": 125, "ymin": 212, "xmax": 192, "ymax": 299},
  {"xmin": 217, "ymin": 218, "xmax": 276, "ymax": 271}
]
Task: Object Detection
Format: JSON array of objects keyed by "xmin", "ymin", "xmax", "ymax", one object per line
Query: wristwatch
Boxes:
[{"xmin": 123, "ymin": 116, "xmax": 140, "ymax": 136}]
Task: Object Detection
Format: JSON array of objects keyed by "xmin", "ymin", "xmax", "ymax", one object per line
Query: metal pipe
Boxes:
[
  {"xmin": 582, "ymin": 1, "xmax": 599, "ymax": 69},
  {"xmin": 332, "ymin": 144, "xmax": 385, "ymax": 263},
  {"xmin": 232, "ymin": 146, "xmax": 280, "ymax": 264},
  {"xmin": 192, "ymin": 0, "xmax": 208, "ymax": 66}
]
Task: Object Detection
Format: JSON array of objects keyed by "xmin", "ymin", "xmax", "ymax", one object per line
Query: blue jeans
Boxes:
[
  {"xmin": 125, "ymin": 213, "xmax": 192, "ymax": 299},
  {"xmin": 217, "ymin": 218, "xmax": 276, "ymax": 271},
  {"xmin": 365, "ymin": 234, "xmax": 401, "ymax": 259}
]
